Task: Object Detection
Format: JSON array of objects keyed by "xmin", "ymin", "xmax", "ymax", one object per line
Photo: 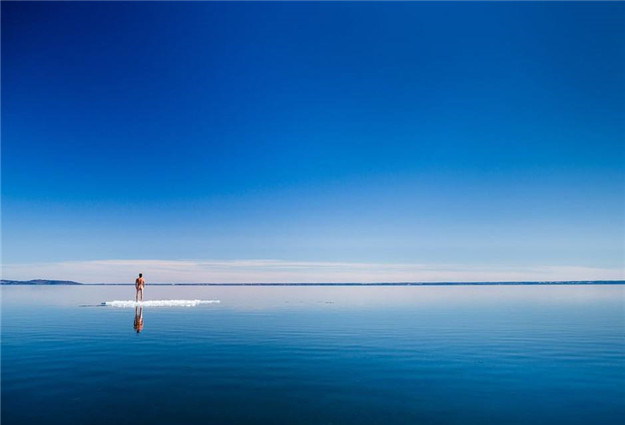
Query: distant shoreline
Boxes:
[{"xmin": 2, "ymin": 279, "xmax": 624, "ymax": 286}]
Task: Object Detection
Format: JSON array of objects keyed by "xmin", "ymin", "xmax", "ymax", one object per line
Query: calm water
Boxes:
[{"xmin": 2, "ymin": 285, "xmax": 624, "ymax": 424}]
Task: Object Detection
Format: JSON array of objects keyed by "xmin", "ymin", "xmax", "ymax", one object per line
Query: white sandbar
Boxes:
[{"xmin": 103, "ymin": 299, "xmax": 220, "ymax": 308}]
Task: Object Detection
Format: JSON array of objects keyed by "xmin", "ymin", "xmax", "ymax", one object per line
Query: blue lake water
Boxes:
[{"xmin": 2, "ymin": 285, "xmax": 624, "ymax": 424}]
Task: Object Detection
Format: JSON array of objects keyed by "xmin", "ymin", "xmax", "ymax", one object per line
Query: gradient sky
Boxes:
[{"xmin": 2, "ymin": 1, "xmax": 624, "ymax": 282}]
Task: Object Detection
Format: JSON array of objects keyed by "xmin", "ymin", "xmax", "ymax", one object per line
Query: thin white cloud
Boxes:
[{"xmin": 1, "ymin": 259, "xmax": 623, "ymax": 283}]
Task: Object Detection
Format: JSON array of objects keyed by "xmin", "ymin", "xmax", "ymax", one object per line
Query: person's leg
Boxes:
[
  {"xmin": 140, "ymin": 288, "xmax": 143, "ymax": 302},
  {"xmin": 136, "ymin": 288, "xmax": 139, "ymax": 302}
]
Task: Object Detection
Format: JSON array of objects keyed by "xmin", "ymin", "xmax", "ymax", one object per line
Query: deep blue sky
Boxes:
[{"xmin": 2, "ymin": 2, "xmax": 624, "ymax": 281}]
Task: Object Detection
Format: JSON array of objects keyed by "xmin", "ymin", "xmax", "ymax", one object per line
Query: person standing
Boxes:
[{"xmin": 135, "ymin": 273, "xmax": 145, "ymax": 302}]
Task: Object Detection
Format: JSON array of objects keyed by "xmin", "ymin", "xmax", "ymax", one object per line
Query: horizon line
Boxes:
[{"xmin": 3, "ymin": 279, "xmax": 624, "ymax": 286}]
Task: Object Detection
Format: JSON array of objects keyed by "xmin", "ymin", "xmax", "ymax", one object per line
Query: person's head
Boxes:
[{"xmin": 139, "ymin": 273, "xmax": 143, "ymax": 278}]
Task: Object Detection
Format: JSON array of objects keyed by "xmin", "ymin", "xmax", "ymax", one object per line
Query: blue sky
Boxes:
[{"xmin": 2, "ymin": 2, "xmax": 624, "ymax": 282}]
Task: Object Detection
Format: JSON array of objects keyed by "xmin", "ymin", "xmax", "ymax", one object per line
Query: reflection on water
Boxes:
[
  {"xmin": 133, "ymin": 306, "xmax": 144, "ymax": 333},
  {"xmin": 2, "ymin": 285, "xmax": 624, "ymax": 425}
]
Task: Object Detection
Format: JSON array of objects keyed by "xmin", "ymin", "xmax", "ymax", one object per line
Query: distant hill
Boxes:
[{"xmin": 1, "ymin": 279, "xmax": 83, "ymax": 285}]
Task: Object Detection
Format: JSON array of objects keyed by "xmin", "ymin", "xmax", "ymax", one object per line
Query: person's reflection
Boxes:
[{"xmin": 134, "ymin": 306, "xmax": 144, "ymax": 333}]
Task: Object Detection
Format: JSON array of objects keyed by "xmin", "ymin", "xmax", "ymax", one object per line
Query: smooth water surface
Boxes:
[{"xmin": 2, "ymin": 285, "xmax": 624, "ymax": 424}]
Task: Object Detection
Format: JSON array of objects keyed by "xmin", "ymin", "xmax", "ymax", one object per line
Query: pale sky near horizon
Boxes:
[{"xmin": 2, "ymin": 2, "xmax": 624, "ymax": 283}]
